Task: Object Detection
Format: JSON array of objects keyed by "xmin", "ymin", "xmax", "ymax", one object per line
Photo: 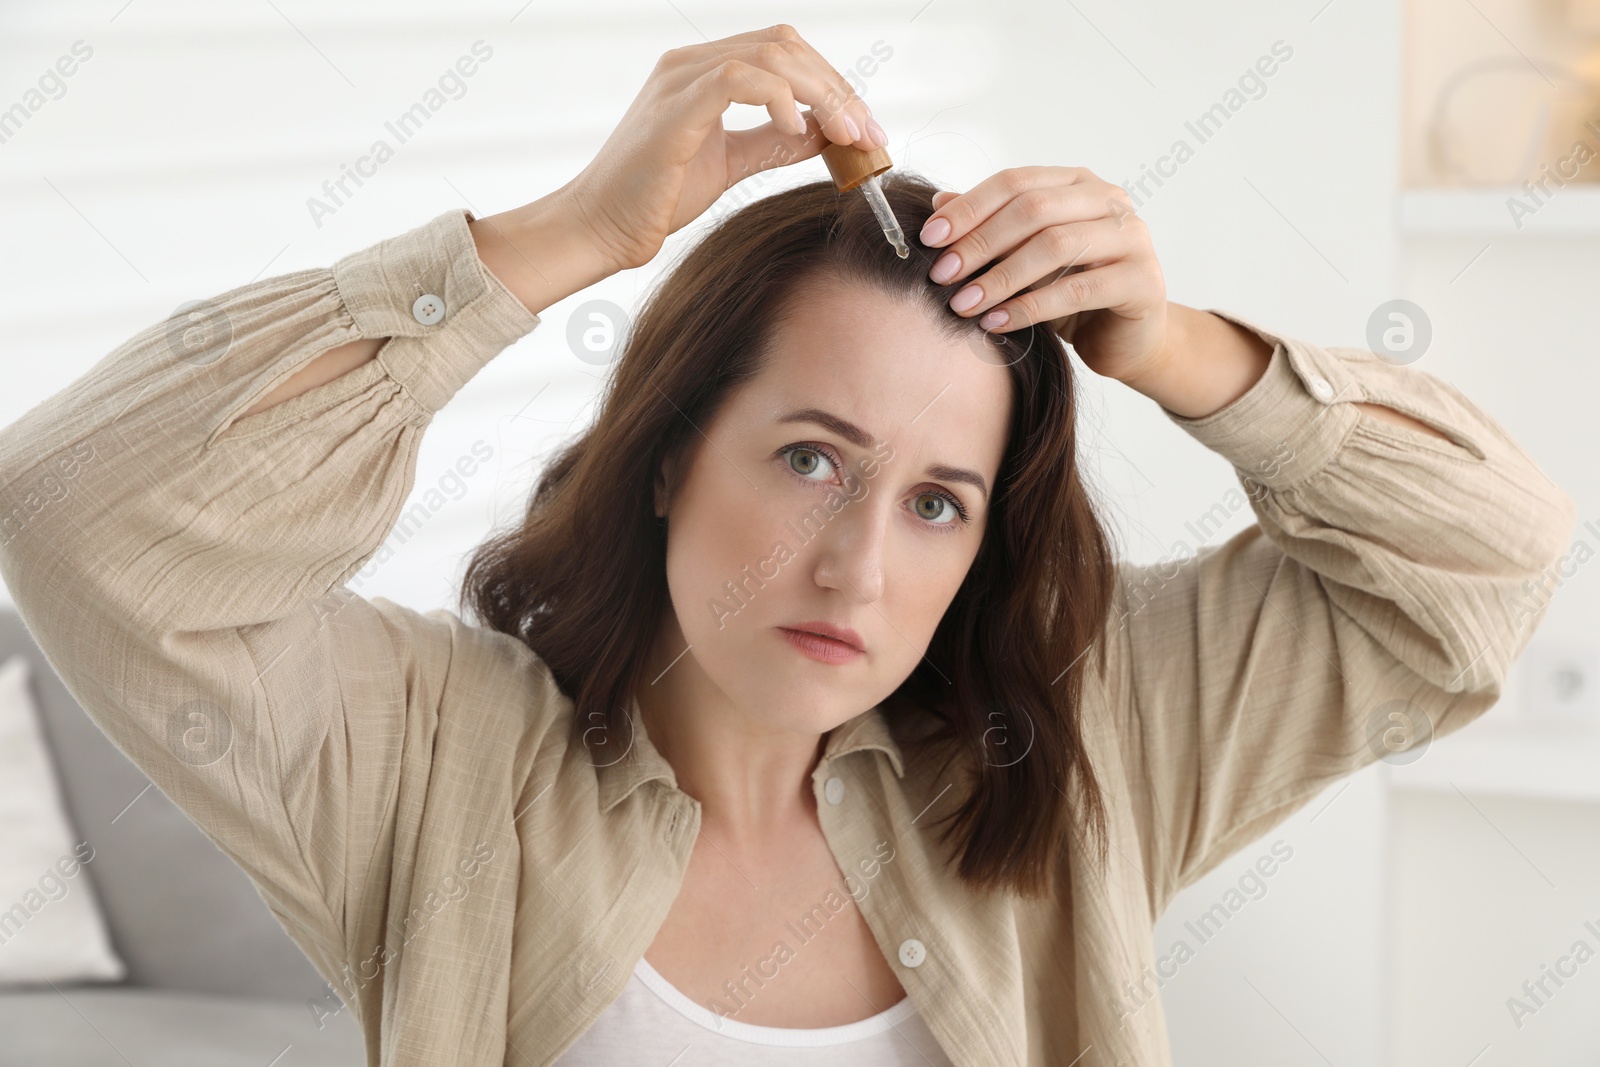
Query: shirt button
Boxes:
[
  {"xmin": 824, "ymin": 776, "xmax": 845, "ymax": 805},
  {"xmin": 412, "ymin": 293, "xmax": 446, "ymax": 326},
  {"xmin": 898, "ymin": 939, "xmax": 926, "ymax": 968},
  {"xmin": 1308, "ymin": 374, "xmax": 1333, "ymax": 400}
]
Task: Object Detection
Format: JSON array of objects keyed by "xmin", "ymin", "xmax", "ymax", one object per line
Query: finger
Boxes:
[
  {"xmin": 664, "ymin": 31, "xmax": 880, "ymax": 148},
  {"xmin": 741, "ymin": 27, "xmax": 879, "ymax": 146},
  {"xmin": 655, "ymin": 23, "xmax": 808, "ymax": 86},
  {"xmin": 928, "ymin": 179, "xmax": 1139, "ymax": 289},
  {"xmin": 924, "ymin": 172, "xmax": 1133, "ymax": 287},
  {"xmin": 729, "ymin": 27, "xmax": 881, "ymax": 149},
  {"xmin": 673, "ymin": 51, "xmax": 805, "ymax": 140},
  {"xmin": 682, "ymin": 60, "xmax": 808, "ymax": 145},
  {"xmin": 941, "ymin": 216, "xmax": 1143, "ymax": 321},
  {"xmin": 974, "ymin": 261, "xmax": 1150, "ymax": 333},
  {"xmin": 724, "ymin": 118, "xmax": 827, "ymax": 182}
]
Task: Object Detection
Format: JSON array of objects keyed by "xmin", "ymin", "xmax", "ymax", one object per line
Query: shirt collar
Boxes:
[{"xmin": 596, "ymin": 694, "xmax": 907, "ymax": 815}]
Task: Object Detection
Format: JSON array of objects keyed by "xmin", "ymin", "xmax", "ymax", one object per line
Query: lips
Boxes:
[{"xmin": 780, "ymin": 620, "xmax": 865, "ymax": 653}]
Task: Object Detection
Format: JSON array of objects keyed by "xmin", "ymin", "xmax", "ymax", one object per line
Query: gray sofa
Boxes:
[{"xmin": 0, "ymin": 608, "xmax": 366, "ymax": 1066}]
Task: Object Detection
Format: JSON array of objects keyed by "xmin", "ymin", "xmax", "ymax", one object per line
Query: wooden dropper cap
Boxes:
[{"xmin": 821, "ymin": 139, "xmax": 893, "ymax": 192}]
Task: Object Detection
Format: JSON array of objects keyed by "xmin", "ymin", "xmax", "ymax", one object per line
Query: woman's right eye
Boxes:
[{"xmin": 782, "ymin": 444, "xmax": 838, "ymax": 482}]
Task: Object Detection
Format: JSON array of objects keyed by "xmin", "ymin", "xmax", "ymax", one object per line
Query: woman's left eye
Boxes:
[{"xmin": 913, "ymin": 492, "xmax": 963, "ymax": 526}]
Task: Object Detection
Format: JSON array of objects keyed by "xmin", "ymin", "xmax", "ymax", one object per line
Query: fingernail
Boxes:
[
  {"xmin": 842, "ymin": 113, "xmax": 861, "ymax": 141},
  {"xmin": 794, "ymin": 103, "xmax": 807, "ymax": 133},
  {"xmin": 929, "ymin": 251, "xmax": 960, "ymax": 284},
  {"xmin": 979, "ymin": 309, "xmax": 1009, "ymax": 330},
  {"xmin": 920, "ymin": 216, "xmax": 950, "ymax": 245},
  {"xmin": 866, "ymin": 117, "xmax": 888, "ymax": 146},
  {"xmin": 950, "ymin": 284, "xmax": 982, "ymax": 313}
]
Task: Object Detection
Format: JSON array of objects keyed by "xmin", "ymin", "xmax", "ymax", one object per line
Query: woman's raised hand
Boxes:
[
  {"xmin": 560, "ymin": 24, "xmax": 885, "ymax": 275},
  {"xmin": 917, "ymin": 167, "xmax": 1171, "ymax": 388}
]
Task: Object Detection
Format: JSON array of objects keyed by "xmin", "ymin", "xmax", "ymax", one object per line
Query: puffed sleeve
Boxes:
[
  {"xmin": 1092, "ymin": 309, "xmax": 1576, "ymax": 916},
  {"xmin": 0, "ymin": 208, "xmax": 541, "ymax": 972}
]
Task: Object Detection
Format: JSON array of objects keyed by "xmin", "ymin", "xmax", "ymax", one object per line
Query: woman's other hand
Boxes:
[
  {"xmin": 561, "ymin": 23, "xmax": 885, "ymax": 275},
  {"xmin": 917, "ymin": 167, "xmax": 1171, "ymax": 387}
]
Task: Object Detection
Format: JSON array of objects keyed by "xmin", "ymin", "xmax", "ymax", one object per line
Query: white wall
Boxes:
[
  {"xmin": 1385, "ymin": 0, "xmax": 1600, "ymax": 1061},
  {"xmin": 5, "ymin": 2, "xmax": 1590, "ymax": 1064},
  {"xmin": 1070, "ymin": 0, "xmax": 1401, "ymax": 1059},
  {"xmin": 1384, "ymin": 230, "xmax": 1600, "ymax": 1064}
]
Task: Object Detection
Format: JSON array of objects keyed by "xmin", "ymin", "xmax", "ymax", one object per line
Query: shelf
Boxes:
[
  {"xmin": 1386, "ymin": 721, "xmax": 1600, "ymax": 803},
  {"xmin": 1400, "ymin": 187, "xmax": 1600, "ymax": 235}
]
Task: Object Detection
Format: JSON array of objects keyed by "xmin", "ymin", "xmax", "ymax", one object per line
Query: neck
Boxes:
[{"xmin": 635, "ymin": 608, "xmax": 829, "ymax": 845}]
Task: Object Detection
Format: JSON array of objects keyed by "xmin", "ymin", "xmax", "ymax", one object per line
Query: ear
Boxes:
[{"xmin": 653, "ymin": 449, "xmax": 679, "ymax": 519}]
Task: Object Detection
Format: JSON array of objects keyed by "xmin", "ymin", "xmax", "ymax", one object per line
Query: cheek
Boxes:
[
  {"xmin": 900, "ymin": 554, "xmax": 969, "ymax": 643},
  {"xmin": 665, "ymin": 473, "xmax": 799, "ymax": 626}
]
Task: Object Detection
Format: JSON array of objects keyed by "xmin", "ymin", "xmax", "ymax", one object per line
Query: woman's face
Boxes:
[{"xmin": 654, "ymin": 274, "xmax": 1015, "ymax": 737}]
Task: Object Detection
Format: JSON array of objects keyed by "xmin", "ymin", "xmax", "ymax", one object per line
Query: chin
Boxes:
[
  {"xmin": 710, "ymin": 628, "xmax": 875, "ymax": 735},
  {"xmin": 752, "ymin": 698, "xmax": 855, "ymax": 738}
]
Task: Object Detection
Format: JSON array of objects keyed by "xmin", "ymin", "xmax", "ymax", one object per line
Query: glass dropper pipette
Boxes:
[{"xmin": 820, "ymin": 139, "xmax": 909, "ymax": 259}]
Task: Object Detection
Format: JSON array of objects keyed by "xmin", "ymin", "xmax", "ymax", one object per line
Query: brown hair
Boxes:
[{"xmin": 460, "ymin": 170, "xmax": 1118, "ymax": 898}]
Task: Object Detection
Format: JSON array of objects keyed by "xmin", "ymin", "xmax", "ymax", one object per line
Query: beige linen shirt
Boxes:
[{"xmin": 0, "ymin": 207, "xmax": 1576, "ymax": 1066}]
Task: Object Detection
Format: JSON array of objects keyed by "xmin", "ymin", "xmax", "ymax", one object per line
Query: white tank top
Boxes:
[{"xmin": 552, "ymin": 955, "xmax": 955, "ymax": 1065}]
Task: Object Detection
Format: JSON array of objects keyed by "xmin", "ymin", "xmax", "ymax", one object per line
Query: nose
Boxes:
[{"xmin": 809, "ymin": 481, "xmax": 887, "ymax": 604}]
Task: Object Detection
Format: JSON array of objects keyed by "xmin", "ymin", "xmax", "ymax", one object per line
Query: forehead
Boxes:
[{"xmin": 730, "ymin": 275, "xmax": 1014, "ymax": 472}]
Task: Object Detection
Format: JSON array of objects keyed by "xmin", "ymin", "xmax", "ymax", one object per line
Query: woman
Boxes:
[{"xmin": 0, "ymin": 23, "xmax": 1574, "ymax": 1067}]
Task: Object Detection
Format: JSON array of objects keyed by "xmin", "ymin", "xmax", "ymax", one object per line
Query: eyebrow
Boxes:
[{"xmin": 775, "ymin": 407, "xmax": 990, "ymax": 502}]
